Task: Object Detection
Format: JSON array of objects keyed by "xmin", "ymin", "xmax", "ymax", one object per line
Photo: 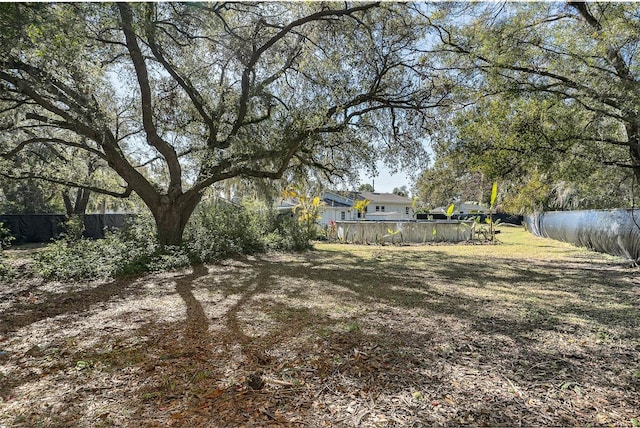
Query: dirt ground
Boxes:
[{"xmin": 1, "ymin": 228, "xmax": 639, "ymax": 427}]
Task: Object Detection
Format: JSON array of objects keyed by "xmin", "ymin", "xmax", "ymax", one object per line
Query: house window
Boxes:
[
  {"xmin": 405, "ymin": 207, "xmax": 410, "ymax": 215},
  {"xmin": 375, "ymin": 206, "xmax": 385, "ymax": 212},
  {"xmin": 341, "ymin": 211, "xmax": 346, "ymax": 220},
  {"xmin": 375, "ymin": 206, "xmax": 380, "ymax": 212},
  {"xmin": 381, "ymin": 206, "xmax": 385, "ymax": 212}
]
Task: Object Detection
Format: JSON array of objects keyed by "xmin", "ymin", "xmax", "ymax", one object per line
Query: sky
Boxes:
[{"xmin": 359, "ymin": 162, "xmax": 416, "ymax": 194}]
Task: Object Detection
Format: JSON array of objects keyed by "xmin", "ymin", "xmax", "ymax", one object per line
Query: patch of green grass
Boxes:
[{"xmin": 315, "ymin": 227, "xmax": 605, "ymax": 262}]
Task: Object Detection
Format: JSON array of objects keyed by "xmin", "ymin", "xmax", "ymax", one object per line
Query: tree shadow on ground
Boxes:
[
  {"xmin": 0, "ymin": 276, "xmax": 147, "ymax": 337},
  {"xmin": 261, "ymin": 249, "xmax": 638, "ymax": 338},
  {"xmin": 1, "ymin": 247, "xmax": 638, "ymax": 427},
  {"xmin": 152, "ymin": 250, "xmax": 637, "ymax": 426},
  {"xmin": 175, "ymin": 264, "xmax": 211, "ymax": 342}
]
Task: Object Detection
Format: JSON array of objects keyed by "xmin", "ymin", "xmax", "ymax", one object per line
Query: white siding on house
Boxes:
[
  {"xmin": 317, "ymin": 191, "xmax": 414, "ymax": 224},
  {"xmin": 365, "ymin": 202, "xmax": 413, "ymax": 221},
  {"xmin": 319, "ymin": 206, "xmax": 358, "ymax": 225}
]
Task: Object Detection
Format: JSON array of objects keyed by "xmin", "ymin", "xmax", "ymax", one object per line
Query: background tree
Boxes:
[
  {"xmin": 416, "ymin": 2, "xmax": 640, "ymax": 211},
  {"xmin": 0, "ymin": 128, "xmax": 133, "ymax": 215},
  {"xmin": 420, "ymin": 94, "xmax": 635, "ymax": 213},
  {"xmin": 416, "ymin": 162, "xmax": 489, "ymax": 209},
  {"xmin": 358, "ymin": 183, "xmax": 375, "ymax": 192},
  {"xmin": 392, "ymin": 185, "xmax": 409, "ymax": 197},
  {"xmin": 0, "ymin": 2, "xmax": 441, "ymax": 245},
  {"xmin": 415, "ymin": 133, "xmax": 491, "ymax": 209},
  {"xmin": 0, "ymin": 177, "xmax": 62, "ymax": 214}
]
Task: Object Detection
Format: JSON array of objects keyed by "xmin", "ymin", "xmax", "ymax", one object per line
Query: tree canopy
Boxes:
[
  {"xmin": 358, "ymin": 183, "xmax": 375, "ymax": 193},
  {"xmin": 5, "ymin": 2, "xmax": 638, "ymax": 227},
  {"xmin": 415, "ymin": 2, "xmax": 640, "ymax": 212}
]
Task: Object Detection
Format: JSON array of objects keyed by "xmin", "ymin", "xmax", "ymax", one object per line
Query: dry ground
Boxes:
[{"xmin": 0, "ymin": 228, "xmax": 639, "ymax": 427}]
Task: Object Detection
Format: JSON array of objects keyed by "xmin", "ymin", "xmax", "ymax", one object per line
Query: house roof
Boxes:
[
  {"xmin": 323, "ymin": 191, "xmax": 359, "ymax": 205},
  {"xmin": 321, "ymin": 198, "xmax": 352, "ymax": 208},
  {"xmin": 357, "ymin": 191, "xmax": 412, "ymax": 205},
  {"xmin": 320, "ymin": 190, "xmax": 412, "ymax": 208}
]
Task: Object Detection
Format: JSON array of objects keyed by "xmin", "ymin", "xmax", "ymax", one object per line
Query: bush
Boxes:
[
  {"xmin": 34, "ymin": 201, "xmax": 315, "ymax": 280},
  {"xmin": 36, "ymin": 235, "xmax": 122, "ymax": 280},
  {"xmin": 0, "ymin": 221, "xmax": 14, "ymax": 249},
  {"xmin": 0, "ymin": 222, "xmax": 15, "ymax": 280},
  {"xmin": 63, "ymin": 215, "xmax": 85, "ymax": 242},
  {"xmin": 186, "ymin": 200, "xmax": 265, "ymax": 263},
  {"xmin": 145, "ymin": 245, "xmax": 191, "ymax": 272},
  {"xmin": 267, "ymin": 215, "xmax": 313, "ymax": 251},
  {"xmin": 186, "ymin": 200, "xmax": 314, "ymax": 261},
  {"xmin": 35, "ymin": 214, "xmax": 162, "ymax": 280}
]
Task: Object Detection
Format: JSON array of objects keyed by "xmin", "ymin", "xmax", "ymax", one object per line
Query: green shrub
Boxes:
[
  {"xmin": 34, "ymin": 201, "xmax": 314, "ymax": 280},
  {"xmin": 269, "ymin": 215, "xmax": 313, "ymax": 251},
  {"xmin": 0, "ymin": 221, "xmax": 14, "ymax": 249},
  {"xmin": 145, "ymin": 245, "xmax": 191, "ymax": 272},
  {"xmin": 63, "ymin": 215, "xmax": 85, "ymax": 242},
  {"xmin": 186, "ymin": 202, "xmax": 314, "ymax": 259},
  {"xmin": 35, "ymin": 214, "xmax": 159, "ymax": 280},
  {"xmin": 185, "ymin": 200, "xmax": 265, "ymax": 263},
  {"xmin": 0, "ymin": 222, "xmax": 15, "ymax": 280},
  {"xmin": 108, "ymin": 213, "xmax": 159, "ymax": 272},
  {"xmin": 36, "ymin": 236, "xmax": 118, "ymax": 280}
]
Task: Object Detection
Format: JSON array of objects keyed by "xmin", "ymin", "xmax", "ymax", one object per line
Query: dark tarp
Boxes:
[
  {"xmin": 524, "ymin": 209, "xmax": 640, "ymax": 261},
  {"xmin": 82, "ymin": 214, "xmax": 132, "ymax": 239},
  {"xmin": 0, "ymin": 214, "xmax": 65, "ymax": 244},
  {"xmin": 417, "ymin": 213, "xmax": 523, "ymax": 225},
  {"xmin": 0, "ymin": 214, "xmax": 133, "ymax": 244}
]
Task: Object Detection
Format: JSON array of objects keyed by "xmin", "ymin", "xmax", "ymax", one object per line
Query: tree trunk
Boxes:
[
  {"xmin": 150, "ymin": 192, "xmax": 202, "ymax": 247},
  {"xmin": 62, "ymin": 188, "xmax": 91, "ymax": 216},
  {"xmin": 631, "ymin": 147, "xmax": 640, "ymax": 189},
  {"xmin": 626, "ymin": 123, "xmax": 640, "ymax": 188},
  {"xmin": 62, "ymin": 191, "xmax": 73, "ymax": 216},
  {"xmin": 75, "ymin": 188, "xmax": 91, "ymax": 214}
]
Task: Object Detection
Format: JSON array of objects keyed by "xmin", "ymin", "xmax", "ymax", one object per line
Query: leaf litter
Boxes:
[{"xmin": 0, "ymin": 229, "xmax": 639, "ymax": 427}]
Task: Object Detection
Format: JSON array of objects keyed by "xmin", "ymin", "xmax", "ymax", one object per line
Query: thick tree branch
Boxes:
[
  {"xmin": 1, "ymin": 137, "xmax": 107, "ymax": 160},
  {"xmin": 568, "ymin": 2, "xmax": 636, "ymax": 86},
  {"xmin": 0, "ymin": 68, "xmax": 113, "ymax": 145},
  {"xmin": 0, "ymin": 171, "xmax": 133, "ymax": 198},
  {"xmin": 144, "ymin": 4, "xmax": 216, "ymax": 143},
  {"xmin": 118, "ymin": 2, "xmax": 182, "ymax": 194}
]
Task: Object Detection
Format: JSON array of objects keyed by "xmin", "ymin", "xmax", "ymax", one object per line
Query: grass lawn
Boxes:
[{"xmin": 1, "ymin": 227, "xmax": 639, "ymax": 427}]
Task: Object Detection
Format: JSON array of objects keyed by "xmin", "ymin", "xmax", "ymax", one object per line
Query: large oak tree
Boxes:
[{"xmin": 1, "ymin": 2, "xmax": 440, "ymax": 245}]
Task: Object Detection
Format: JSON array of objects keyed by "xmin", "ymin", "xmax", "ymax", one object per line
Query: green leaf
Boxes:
[
  {"xmin": 490, "ymin": 181, "xmax": 498, "ymax": 208},
  {"xmin": 446, "ymin": 203, "xmax": 455, "ymax": 218},
  {"xmin": 76, "ymin": 360, "xmax": 93, "ymax": 370}
]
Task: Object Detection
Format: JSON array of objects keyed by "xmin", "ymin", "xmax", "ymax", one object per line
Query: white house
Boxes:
[
  {"xmin": 318, "ymin": 190, "xmax": 414, "ymax": 225},
  {"xmin": 318, "ymin": 191, "xmax": 359, "ymax": 224},
  {"xmin": 357, "ymin": 191, "xmax": 415, "ymax": 221}
]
